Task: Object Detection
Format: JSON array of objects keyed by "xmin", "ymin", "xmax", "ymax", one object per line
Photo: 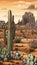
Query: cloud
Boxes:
[
  {"xmin": 1, "ymin": 8, "xmax": 8, "ymax": 10},
  {"xmin": 11, "ymin": 1, "xmax": 31, "ymax": 10},
  {"xmin": 12, "ymin": 1, "xmax": 31, "ymax": 5},
  {"xmin": 20, "ymin": 2, "xmax": 37, "ymax": 10}
]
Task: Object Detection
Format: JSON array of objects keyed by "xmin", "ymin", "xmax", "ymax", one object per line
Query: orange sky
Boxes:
[
  {"xmin": 0, "ymin": 0, "xmax": 37, "ymax": 23},
  {"xmin": 0, "ymin": 0, "xmax": 37, "ymax": 2}
]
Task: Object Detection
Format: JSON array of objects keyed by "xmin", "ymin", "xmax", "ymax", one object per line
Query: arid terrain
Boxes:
[{"xmin": 0, "ymin": 24, "xmax": 37, "ymax": 65}]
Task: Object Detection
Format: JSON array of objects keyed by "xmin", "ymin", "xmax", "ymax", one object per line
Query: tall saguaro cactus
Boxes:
[
  {"xmin": 0, "ymin": 10, "xmax": 15, "ymax": 61},
  {"xmin": 7, "ymin": 10, "xmax": 15, "ymax": 52}
]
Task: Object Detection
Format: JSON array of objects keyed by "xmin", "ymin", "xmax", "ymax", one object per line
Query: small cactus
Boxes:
[
  {"xmin": 26, "ymin": 55, "xmax": 37, "ymax": 65},
  {"xmin": 2, "ymin": 24, "xmax": 7, "ymax": 45}
]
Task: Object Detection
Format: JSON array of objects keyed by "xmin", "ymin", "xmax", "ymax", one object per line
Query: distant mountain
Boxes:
[
  {"xmin": 27, "ymin": 4, "xmax": 35, "ymax": 9},
  {"xmin": 17, "ymin": 12, "xmax": 36, "ymax": 29},
  {"xmin": 27, "ymin": 2, "xmax": 37, "ymax": 9}
]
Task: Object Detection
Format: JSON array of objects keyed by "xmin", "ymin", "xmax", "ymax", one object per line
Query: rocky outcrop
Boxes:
[
  {"xmin": 29, "ymin": 40, "xmax": 37, "ymax": 48},
  {"xmin": 21, "ymin": 12, "xmax": 36, "ymax": 29},
  {"xmin": 0, "ymin": 21, "xmax": 5, "ymax": 29}
]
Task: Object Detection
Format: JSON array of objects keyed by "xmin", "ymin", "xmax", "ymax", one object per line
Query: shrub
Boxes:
[
  {"xmin": 16, "ymin": 62, "xmax": 19, "ymax": 64},
  {"xmin": 20, "ymin": 29, "xmax": 23, "ymax": 33},
  {"xmin": 15, "ymin": 48, "xmax": 18, "ymax": 51},
  {"xmin": 29, "ymin": 48, "xmax": 34, "ymax": 52},
  {"xmin": 14, "ymin": 37, "xmax": 21, "ymax": 43},
  {"xmin": 16, "ymin": 45, "xmax": 18, "ymax": 47}
]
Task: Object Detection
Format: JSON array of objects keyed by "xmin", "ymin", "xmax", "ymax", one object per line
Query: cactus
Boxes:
[
  {"xmin": 14, "ymin": 37, "xmax": 21, "ymax": 43},
  {"xmin": 0, "ymin": 10, "xmax": 15, "ymax": 61},
  {"xmin": 12, "ymin": 15, "xmax": 16, "ymax": 39},
  {"xmin": 26, "ymin": 55, "xmax": 37, "ymax": 65},
  {"xmin": 7, "ymin": 10, "xmax": 15, "ymax": 52},
  {"xmin": 2, "ymin": 24, "xmax": 7, "ymax": 45},
  {"xmin": 0, "ymin": 42, "xmax": 2, "ymax": 54},
  {"xmin": 2, "ymin": 10, "xmax": 15, "ymax": 52}
]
